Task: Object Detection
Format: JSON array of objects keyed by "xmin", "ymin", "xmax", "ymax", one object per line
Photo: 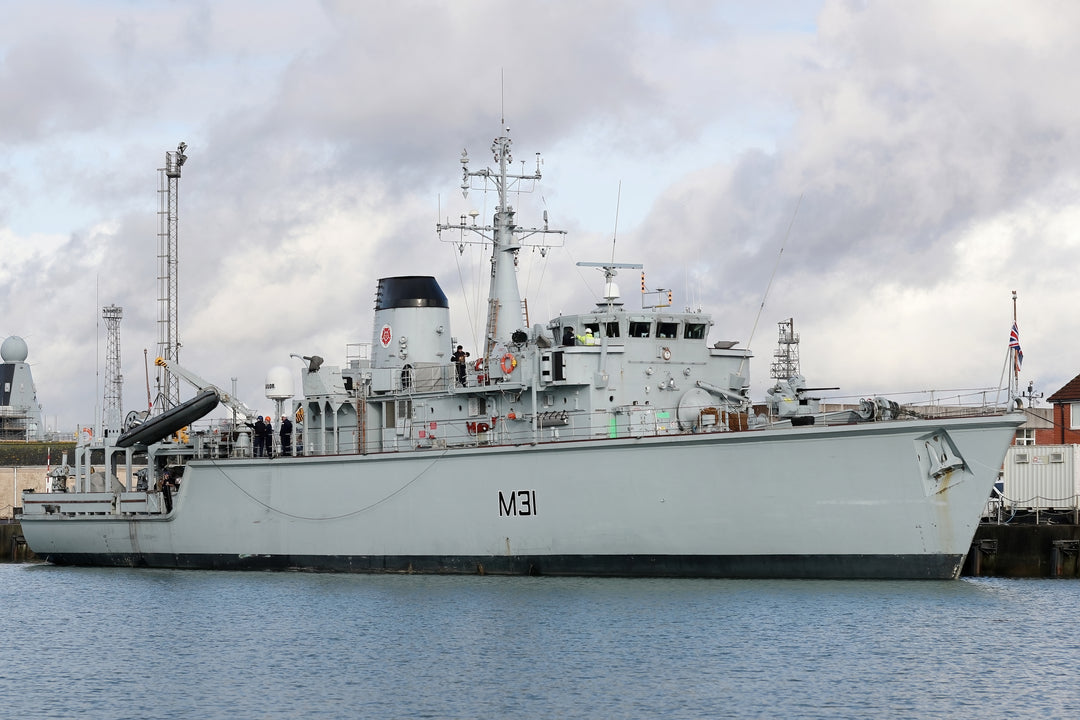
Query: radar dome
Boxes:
[
  {"xmin": 1, "ymin": 336, "xmax": 29, "ymax": 363},
  {"xmin": 264, "ymin": 366, "xmax": 295, "ymax": 400}
]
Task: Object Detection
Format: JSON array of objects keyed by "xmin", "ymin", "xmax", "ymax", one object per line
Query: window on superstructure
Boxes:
[
  {"xmin": 629, "ymin": 321, "xmax": 651, "ymax": 338},
  {"xmin": 685, "ymin": 323, "xmax": 707, "ymax": 340},
  {"xmin": 605, "ymin": 321, "xmax": 620, "ymax": 338},
  {"xmin": 657, "ymin": 322, "xmax": 678, "ymax": 339},
  {"xmin": 585, "ymin": 322, "xmax": 601, "ymax": 336}
]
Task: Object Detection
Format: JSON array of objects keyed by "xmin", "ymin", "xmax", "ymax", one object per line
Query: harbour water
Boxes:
[{"xmin": 2, "ymin": 565, "xmax": 1076, "ymax": 719}]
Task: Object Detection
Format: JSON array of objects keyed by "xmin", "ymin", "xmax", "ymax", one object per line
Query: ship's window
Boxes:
[
  {"xmin": 657, "ymin": 322, "xmax": 678, "ymax": 339},
  {"xmin": 629, "ymin": 321, "xmax": 651, "ymax": 338},
  {"xmin": 685, "ymin": 323, "xmax": 707, "ymax": 340},
  {"xmin": 584, "ymin": 322, "xmax": 600, "ymax": 336},
  {"xmin": 605, "ymin": 321, "xmax": 620, "ymax": 338}
]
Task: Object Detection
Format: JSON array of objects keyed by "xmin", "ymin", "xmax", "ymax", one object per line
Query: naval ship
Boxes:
[{"xmin": 20, "ymin": 127, "xmax": 1023, "ymax": 578}]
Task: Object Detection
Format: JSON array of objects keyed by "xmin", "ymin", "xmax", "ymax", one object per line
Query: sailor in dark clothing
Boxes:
[
  {"xmin": 280, "ymin": 415, "xmax": 293, "ymax": 456},
  {"xmin": 252, "ymin": 416, "xmax": 266, "ymax": 457},
  {"xmin": 452, "ymin": 345, "xmax": 470, "ymax": 386},
  {"xmin": 263, "ymin": 416, "xmax": 274, "ymax": 458}
]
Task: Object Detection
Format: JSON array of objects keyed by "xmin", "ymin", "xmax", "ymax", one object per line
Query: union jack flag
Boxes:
[{"xmin": 1009, "ymin": 322, "xmax": 1023, "ymax": 373}]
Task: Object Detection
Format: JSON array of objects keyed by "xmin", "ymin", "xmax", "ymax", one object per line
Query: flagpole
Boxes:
[{"xmin": 1011, "ymin": 290, "xmax": 1018, "ymax": 399}]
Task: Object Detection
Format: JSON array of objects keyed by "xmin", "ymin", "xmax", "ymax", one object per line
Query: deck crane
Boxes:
[{"xmin": 153, "ymin": 356, "xmax": 259, "ymax": 423}]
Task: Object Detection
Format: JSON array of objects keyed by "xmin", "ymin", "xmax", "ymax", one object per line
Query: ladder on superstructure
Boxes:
[{"xmin": 484, "ymin": 298, "xmax": 500, "ymax": 359}]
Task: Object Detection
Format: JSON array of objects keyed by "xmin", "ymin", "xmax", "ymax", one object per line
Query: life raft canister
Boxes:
[{"xmin": 500, "ymin": 353, "xmax": 517, "ymax": 374}]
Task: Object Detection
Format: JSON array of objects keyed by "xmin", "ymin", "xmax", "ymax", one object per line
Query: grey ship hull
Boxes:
[{"xmin": 22, "ymin": 413, "xmax": 1021, "ymax": 579}]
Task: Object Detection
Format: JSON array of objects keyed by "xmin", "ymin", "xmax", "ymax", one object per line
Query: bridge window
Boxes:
[
  {"xmin": 605, "ymin": 321, "xmax": 620, "ymax": 338},
  {"xmin": 657, "ymin": 322, "xmax": 678, "ymax": 339},
  {"xmin": 685, "ymin": 323, "xmax": 707, "ymax": 340},
  {"xmin": 629, "ymin": 321, "xmax": 651, "ymax": 338}
]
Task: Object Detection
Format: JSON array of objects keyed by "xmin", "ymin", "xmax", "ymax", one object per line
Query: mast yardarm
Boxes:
[{"xmin": 438, "ymin": 128, "xmax": 565, "ymax": 363}]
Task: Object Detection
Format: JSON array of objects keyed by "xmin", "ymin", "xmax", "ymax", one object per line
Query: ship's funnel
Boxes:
[{"xmin": 371, "ymin": 276, "xmax": 451, "ymax": 369}]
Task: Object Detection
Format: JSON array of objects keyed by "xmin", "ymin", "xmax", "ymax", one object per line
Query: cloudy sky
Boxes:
[{"xmin": 2, "ymin": 0, "xmax": 1077, "ymax": 432}]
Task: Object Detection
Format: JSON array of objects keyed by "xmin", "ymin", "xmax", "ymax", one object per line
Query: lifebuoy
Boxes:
[
  {"xmin": 477, "ymin": 422, "xmax": 490, "ymax": 433},
  {"xmin": 474, "ymin": 358, "xmax": 484, "ymax": 371},
  {"xmin": 500, "ymin": 353, "xmax": 517, "ymax": 374}
]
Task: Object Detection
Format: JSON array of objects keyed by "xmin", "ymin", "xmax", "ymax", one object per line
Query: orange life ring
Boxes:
[{"xmin": 500, "ymin": 353, "xmax": 517, "ymax": 374}]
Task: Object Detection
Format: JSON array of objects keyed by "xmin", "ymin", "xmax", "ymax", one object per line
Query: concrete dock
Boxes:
[
  {"xmin": 0, "ymin": 520, "xmax": 35, "ymax": 563},
  {"xmin": 963, "ymin": 523, "xmax": 1080, "ymax": 578}
]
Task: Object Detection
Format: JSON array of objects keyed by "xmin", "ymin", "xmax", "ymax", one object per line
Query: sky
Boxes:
[{"xmin": 2, "ymin": 0, "xmax": 1078, "ymax": 433}]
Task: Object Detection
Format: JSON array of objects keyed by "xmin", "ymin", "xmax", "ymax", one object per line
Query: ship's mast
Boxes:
[
  {"xmin": 770, "ymin": 318, "xmax": 800, "ymax": 381},
  {"xmin": 155, "ymin": 141, "xmax": 187, "ymax": 413},
  {"xmin": 438, "ymin": 127, "xmax": 565, "ymax": 363}
]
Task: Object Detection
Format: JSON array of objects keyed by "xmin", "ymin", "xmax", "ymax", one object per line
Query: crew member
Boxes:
[
  {"xmin": 264, "ymin": 416, "xmax": 274, "ymax": 458},
  {"xmin": 280, "ymin": 414, "xmax": 293, "ymax": 456},
  {"xmin": 452, "ymin": 345, "xmax": 470, "ymax": 386},
  {"xmin": 251, "ymin": 416, "xmax": 266, "ymax": 457},
  {"xmin": 576, "ymin": 328, "xmax": 595, "ymax": 345}
]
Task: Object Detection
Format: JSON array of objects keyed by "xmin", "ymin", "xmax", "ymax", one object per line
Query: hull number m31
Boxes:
[{"xmin": 499, "ymin": 490, "xmax": 537, "ymax": 516}]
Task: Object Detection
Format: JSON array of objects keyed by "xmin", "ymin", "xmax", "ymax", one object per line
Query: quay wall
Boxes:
[
  {"xmin": 0, "ymin": 521, "xmax": 36, "ymax": 563},
  {"xmin": 963, "ymin": 524, "xmax": 1080, "ymax": 578},
  {"xmin": 0, "ymin": 466, "xmax": 50, "ymax": 520}
]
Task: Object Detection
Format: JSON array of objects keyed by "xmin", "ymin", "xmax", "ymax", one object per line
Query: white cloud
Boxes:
[{"xmin": 2, "ymin": 0, "xmax": 1079, "ymax": 430}]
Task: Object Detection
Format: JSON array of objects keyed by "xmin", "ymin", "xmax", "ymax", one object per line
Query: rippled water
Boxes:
[{"xmin": 1, "ymin": 565, "xmax": 1076, "ymax": 719}]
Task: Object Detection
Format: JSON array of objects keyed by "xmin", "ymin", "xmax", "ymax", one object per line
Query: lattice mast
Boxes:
[
  {"xmin": 102, "ymin": 305, "xmax": 123, "ymax": 436},
  {"xmin": 155, "ymin": 142, "xmax": 187, "ymax": 413},
  {"xmin": 437, "ymin": 126, "xmax": 565, "ymax": 365},
  {"xmin": 770, "ymin": 318, "xmax": 800, "ymax": 380}
]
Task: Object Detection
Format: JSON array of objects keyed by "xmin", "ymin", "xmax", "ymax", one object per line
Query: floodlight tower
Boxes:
[
  {"xmin": 155, "ymin": 141, "xmax": 187, "ymax": 412},
  {"xmin": 102, "ymin": 304, "xmax": 124, "ymax": 436}
]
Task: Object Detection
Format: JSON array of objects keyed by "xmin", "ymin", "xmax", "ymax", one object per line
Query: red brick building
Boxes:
[{"xmin": 1040, "ymin": 374, "xmax": 1080, "ymax": 445}]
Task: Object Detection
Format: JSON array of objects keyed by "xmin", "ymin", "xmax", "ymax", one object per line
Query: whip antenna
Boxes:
[
  {"xmin": 740, "ymin": 193, "xmax": 803, "ymax": 375},
  {"xmin": 610, "ymin": 180, "xmax": 622, "ymax": 264}
]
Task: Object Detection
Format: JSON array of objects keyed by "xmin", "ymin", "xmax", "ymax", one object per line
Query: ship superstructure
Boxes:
[{"xmin": 0, "ymin": 336, "xmax": 45, "ymax": 441}]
